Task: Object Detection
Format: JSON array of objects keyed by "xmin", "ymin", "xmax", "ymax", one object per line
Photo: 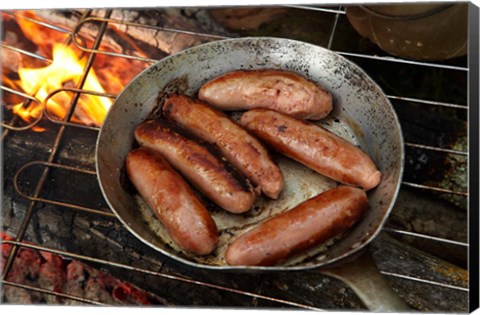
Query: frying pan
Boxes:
[{"xmin": 96, "ymin": 37, "xmax": 408, "ymax": 311}]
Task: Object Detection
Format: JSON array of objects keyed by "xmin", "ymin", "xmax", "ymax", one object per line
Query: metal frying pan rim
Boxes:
[{"xmin": 95, "ymin": 36, "xmax": 405, "ymax": 272}]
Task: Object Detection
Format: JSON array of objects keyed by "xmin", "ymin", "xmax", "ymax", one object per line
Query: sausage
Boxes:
[
  {"xmin": 135, "ymin": 119, "xmax": 256, "ymax": 214},
  {"xmin": 126, "ymin": 147, "xmax": 218, "ymax": 255},
  {"xmin": 198, "ymin": 69, "xmax": 333, "ymax": 120},
  {"xmin": 163, "ymin": 94, "xmax": 284, "ymax": 199},
  {"xmin": 239, "ymin": 109, "xmax": 381, "ymax": 190},
  {"xmin": 225, "ymin": 186, "xmax": 368, "ymax": 266}
]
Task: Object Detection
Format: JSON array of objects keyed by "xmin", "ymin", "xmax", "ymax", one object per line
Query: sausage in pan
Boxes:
[
  {"xmin": 163, "ymin": 94, "xmax": 284, "ymax": 199},
  {"xmin": 225, "ymin": 185, "xmax": 368, "ymax": 266},
  {"xmin": 239, "ymin": 109, "xmax": 381, "ymax": 190},
  {"xmin": 135, "ymin": 119, "xmax": 256, "ymax": 214},
  {"xmin": 198, "ymin": 69, "xmax": 333, "ymax": 120},
  {"xmin": 126, "ymin": 147, "xmax": 218, "ymax": 255}
]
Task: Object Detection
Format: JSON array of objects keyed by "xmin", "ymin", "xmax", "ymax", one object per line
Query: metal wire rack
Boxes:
[{"xmin": 1, "ymin": 6, "xmax": 469, "ymax": 309}]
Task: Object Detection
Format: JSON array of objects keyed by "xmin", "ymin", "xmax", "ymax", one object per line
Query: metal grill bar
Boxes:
[
  {"xmin": 337, "ymin": 51, "xmax": 468, "ymax": 71},
  {"xmin": 327, "ymin": 8, "xmax": 341, "ymax": 50},
  {"xmin": 42, "ymin": 87, "xmax": 116, "ymax": 130},
  {"xmin": 1, "ymin": 86, "xmax": 42, "ymax": 103},
  {"xmin": 383, "ymin": 227, "xmax": 468, "ymax": 247},
  {"xmin": 1, "ymin": 42, "xmax": 53, "ymax": 64},
  {"xmin": 0, "ymin": 280, "xmax": 107, "ymax": 305},
  {"xmin": 401, "ymin": 182, "xmax": 468, "ymax": 196},
  {"xmin": 12, "ymin": 161, "xmax": 114, "ymax": 217},
  {"xmin": 281, "ymin": 5, "xmax": 346, "ymax": 15},
  {"xmin": 0, "ymin": 88, "xmax": 44, "ymax": 132},
  {"xmin": 3, "ymin": 10, "xmax": 72, "ymax": 34},
  {"xmin": 387, "ymin": 95, "xmax": 468, "ymax": 110},
  {"xmin": 71, "ymin": 17, "xmax": 157, "ymax": 63},
  {"xmin": 71, "ymin": 16, "xmax": 228, "ymax": 63},
  {"xmin": 380, "ymin": 271, "xmax": 469, "ymax": 292},
  {"xmin": 405, "ymin": 142, "xmax": 468, "ymax": 156}
]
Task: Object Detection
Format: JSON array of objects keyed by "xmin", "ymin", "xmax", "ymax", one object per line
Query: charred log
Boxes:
[
  {"xmin": 386, "ymin": 187, "xmax": 467, "ymax": 268},
  {"xmin": 34, "ymin": 8, "xmax": 231, "ymax": 56}
]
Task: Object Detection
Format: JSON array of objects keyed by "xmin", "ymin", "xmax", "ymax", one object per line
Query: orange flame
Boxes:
[
  {"xmin": 5, "ymin": 11, "xmax": 117, "ymax": 131},
  {"xmin": 12, "ymin": 43, "xmax": 112, "ymax": 130}
]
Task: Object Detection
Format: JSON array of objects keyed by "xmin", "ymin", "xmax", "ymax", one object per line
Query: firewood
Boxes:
[{"xmin": 34, "ymin": 8, "xmax": 228, "ymax": 55}]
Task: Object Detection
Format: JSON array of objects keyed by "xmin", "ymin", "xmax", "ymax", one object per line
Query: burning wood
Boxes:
[
  {"xmin": 2, "ymin": 10, "xmax": 150, "ymax": 130},
  {"xmin": 34, "ymin": 8, "xmax": 227, "ymax": 55},
  {"xmin": 2, "ymin": 44, "xmax": 22, "ymax": 74},
  {"xmin": 7, "ymin": 43, "xmax": 111, "ymax": 129}
]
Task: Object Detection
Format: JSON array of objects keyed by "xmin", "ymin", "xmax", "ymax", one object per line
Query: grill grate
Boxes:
[{"xmin": 1, "ymin": 6, "xmax": 469, "ymax": 309}]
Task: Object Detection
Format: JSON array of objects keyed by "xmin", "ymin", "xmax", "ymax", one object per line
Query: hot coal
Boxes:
[{"xmin": 1, "ymin": 233, "xmax": 166, "ymax": 305}]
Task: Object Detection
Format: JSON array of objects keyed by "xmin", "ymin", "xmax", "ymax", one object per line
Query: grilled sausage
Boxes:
[
  {"xmin": 239, "ymin": 109, "xmax": 381, "ymax": 190},
  {"xmin": 163, "ymin": 94, "xmax": 284, "ymax": 199},
  {"xmin": 198, "ymin": 69, "xmax": 333, "ymax": 120},
  {"xmin": 126, "ymin": 148, "xmax": 218, "ymax": 255},
  {"xmin": 225, "ymin": 186, "xmax": 368, "ymax": 266},
  {"xmin": 135, "ymin": 119, "xmax": 256, "ymax": 214}
]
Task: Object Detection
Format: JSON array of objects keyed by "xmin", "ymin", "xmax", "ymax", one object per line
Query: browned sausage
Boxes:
[
  {"xmin": 198, "ymin": 69, "xmax": 333, "ymax": 120},
  {"xmin": 163, "ymin": 94, "xmax": 284, "ymax": 199},
  {"xmin": 239, "ymin": 109, "xmax": 381, "ymax": 190},
  {"xmin": 126, "ymin": 147, "xmax": 218, "ymax": 255},
  {"xmin": 135, "ymin": 119, "xmax": 256, "ymax": 214},
  {"xmin": 225, "ymin": 186, "xmax": 368, "ymax": 266}
]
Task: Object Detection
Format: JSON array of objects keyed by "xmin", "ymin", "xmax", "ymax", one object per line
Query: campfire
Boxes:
[
  {"xmin": 1, "ymin": 9, "xmax": 159, "ymax": 305},
  {"xmin": 2, "ymin": 10, "xmax": 149, "ymax": 131}
]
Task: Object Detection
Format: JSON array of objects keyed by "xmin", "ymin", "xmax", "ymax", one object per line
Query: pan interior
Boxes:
[{"xmin": 96, "ymin": 37, "xmax": 404, "ymax": 271}]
